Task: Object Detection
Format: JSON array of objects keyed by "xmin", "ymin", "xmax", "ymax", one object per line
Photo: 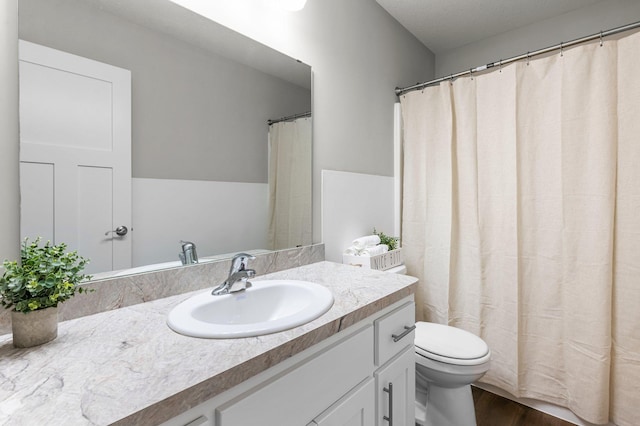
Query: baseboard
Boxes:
[{"xmin": 472, "ymin": 383, "xmax": 616, "ymax": 426}]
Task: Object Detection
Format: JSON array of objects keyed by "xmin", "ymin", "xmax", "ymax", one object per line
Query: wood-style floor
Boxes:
[{"xmin": 473, "ymin": 387, "xmax": 575, "ymax": 426}]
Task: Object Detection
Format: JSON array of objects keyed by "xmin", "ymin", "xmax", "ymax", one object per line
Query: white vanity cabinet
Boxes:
[
  {"xmin": 215, "ymin": 324, "xmax": 374, "ymax": 425},
  {"xmin": 161, "ymin": 297, "xmax": 416, "ymax": 426}
]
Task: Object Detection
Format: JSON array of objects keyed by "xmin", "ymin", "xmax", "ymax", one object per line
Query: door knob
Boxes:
[{"xmin": 105, "ymin": 225, "xmax": 128, "ymax": 237}]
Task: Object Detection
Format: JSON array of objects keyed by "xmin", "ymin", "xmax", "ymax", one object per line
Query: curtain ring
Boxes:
[
  {"xmin": 450, "ymin": 74, "xmax": 454, "ymax": 85},
  {"xmin": 560, "ymin": 41, "xmax": 564, "ymax": 57},
  {"xmin": 470, "ymin": 68, "xmax": 474, "ymax": 80},
  {"xmin": 600, "ymin": 30, "xmax": 604, "ymax": 47},
  {"xmin": 526, "ymin": 52, "xmax": 530, "ymax": 66},
  {"xmin": 499, "ymin": 59, "xmax": 502, "ymax": 73}
]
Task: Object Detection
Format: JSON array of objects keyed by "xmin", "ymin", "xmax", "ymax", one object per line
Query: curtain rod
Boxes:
[
  {"xmin": 395, "ymin": 20, "xmax": 640, "ymax": 96},
  {"xmin": 267, "ymin": 111, "xmax": 311, "ymax": 125}
]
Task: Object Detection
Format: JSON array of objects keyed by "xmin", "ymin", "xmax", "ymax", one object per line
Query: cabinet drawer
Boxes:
[{"xmin": 374, "ymin": 302, "xmax": 415, "ymax": 366}]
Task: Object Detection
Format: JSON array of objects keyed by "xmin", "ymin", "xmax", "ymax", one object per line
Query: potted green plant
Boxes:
[
  {"xmin": 373, "ymin": 228, "xmax": 399, "ymax": 251},
  {"xmin": 0, "ymin": 237, "xmax": 92, "ymax": 348}
]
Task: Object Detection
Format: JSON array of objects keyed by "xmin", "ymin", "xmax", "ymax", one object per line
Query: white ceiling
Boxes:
[{"xmin": 376, "ymin": 0, "xmax": 603, "ymax": 53}]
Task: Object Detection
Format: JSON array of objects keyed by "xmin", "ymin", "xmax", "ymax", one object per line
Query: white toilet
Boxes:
[
  {"xmin": 414, "ymin": 322, "xmax": 491, "ymax": 426},
  {"xmin": 382, "ymin": 264, "xmax": 490, "ymax": 425}
]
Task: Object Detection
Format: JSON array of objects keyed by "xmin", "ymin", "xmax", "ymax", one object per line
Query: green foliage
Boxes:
[
  {"xmin": 373, "ymin": 228, "xmax": 399, "ymax": 251},
  {"xmin": 0, "ymin": 237, "xmax": 92, "ymax": 313}
]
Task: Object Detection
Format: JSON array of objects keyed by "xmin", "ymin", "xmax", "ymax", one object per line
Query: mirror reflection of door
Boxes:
[{"xmin": 19, "ymin": 40, "xmax": 132, "ymax": 274}]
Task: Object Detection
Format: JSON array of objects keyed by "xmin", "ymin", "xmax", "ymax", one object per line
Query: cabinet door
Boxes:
[
  {"xmin": 310, "ymin": 378, "xmax": 375, "ymax": 426},
  {"xmin": 375, "ymin": 348, "xmax": 415, "ymax": 426}
]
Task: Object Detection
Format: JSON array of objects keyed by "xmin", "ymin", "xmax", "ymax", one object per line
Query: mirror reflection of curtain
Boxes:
[{"xmin": 268, "ymin": 117, "xmax": 312, "ymax": 250}]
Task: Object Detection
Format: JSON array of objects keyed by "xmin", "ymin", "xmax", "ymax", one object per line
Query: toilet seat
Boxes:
[{"xmin": 414, "ymin": 322, "xmax": 490, "ymax": 366}]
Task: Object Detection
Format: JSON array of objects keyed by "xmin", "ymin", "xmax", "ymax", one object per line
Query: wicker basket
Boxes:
[{"xmin": 343, "ymin": 248, "xmax": 403, "ymax": 271}]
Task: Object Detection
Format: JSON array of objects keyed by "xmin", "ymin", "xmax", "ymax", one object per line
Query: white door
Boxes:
[{"xmin": 19, "ymin": 40, "xmax": 132, "ymax": 274}]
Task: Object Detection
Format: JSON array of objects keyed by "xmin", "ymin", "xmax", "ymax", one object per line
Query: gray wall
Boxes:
[
  {"xmin": 19, "ymin": 0, "xmax": 311, "ymax": 184},
  {"xmin": 299, "ymin": 0, "xmax": 436, "ymax": 242},
  {"xmin": 0, "ymin": 0, "xmax": 20, "ymax": 268},
  {"xmin": 435, "ymin": 0, "xmax": 640, "ymax": 78}
]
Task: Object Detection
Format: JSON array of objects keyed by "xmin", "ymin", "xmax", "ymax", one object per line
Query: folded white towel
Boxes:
[
  {"xmin": 343, "ymin": 246, "xmax": 364, "ymax": 256},
  {"xmin": 361, "ymin": 244, "xmax": 389, "ymax": 256},
  {"xmin": 352, "ymin": 235, "xmax": 381, "ymax": 249}
]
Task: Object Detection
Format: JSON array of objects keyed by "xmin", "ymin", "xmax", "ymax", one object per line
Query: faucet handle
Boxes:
[
  {"xmin": 230, "ymin": 252, "xmax": 256, "ymax": 273},
  {"xmin": 180, "ymin": 240, "xmax": 195, "ymax": 250}
]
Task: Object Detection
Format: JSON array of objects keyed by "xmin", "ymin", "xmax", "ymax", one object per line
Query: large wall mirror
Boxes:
[{"xmin": 18, "ymin": 0, "xmax": 312, "ymax": 277}]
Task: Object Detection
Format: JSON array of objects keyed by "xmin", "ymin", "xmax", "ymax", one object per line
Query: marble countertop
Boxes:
[{"xmin": 0, "ymin": 261, "xmax": 417, "ymax": 426}]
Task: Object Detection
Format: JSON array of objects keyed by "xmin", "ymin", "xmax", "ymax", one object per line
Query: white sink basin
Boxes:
[{"xmin": 167, "ymin": 280, "xmax": 334, "ymax": 338}]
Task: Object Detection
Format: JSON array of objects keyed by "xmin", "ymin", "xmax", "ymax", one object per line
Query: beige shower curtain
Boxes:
[
  {"xmin": 267, "ymin": 116, "xmax": 312, "ymax": 250},
  {"xmin": 401, "ymin": 31, "xmax": 640, "ymax": 425}
]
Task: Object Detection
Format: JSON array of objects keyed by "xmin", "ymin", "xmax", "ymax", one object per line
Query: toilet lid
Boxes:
[{"xmin": 414, "ymin": 322, "xmax": 489, "ymax": 362}]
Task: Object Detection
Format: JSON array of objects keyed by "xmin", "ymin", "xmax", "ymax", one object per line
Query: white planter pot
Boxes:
[{"xmin": 11, "ymin": 306, "xmax": 59, "ymax": 348}]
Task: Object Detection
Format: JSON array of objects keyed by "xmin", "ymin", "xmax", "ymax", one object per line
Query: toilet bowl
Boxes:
[{"xmin": 414, "ymin": 322, "xmax": 491, "ymax": 426}]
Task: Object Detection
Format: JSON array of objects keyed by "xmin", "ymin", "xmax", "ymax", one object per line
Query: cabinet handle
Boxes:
[
  {"xmin": 392, "ymin": 325, "xmax": 416, "ymax": 342},
  {"xmin": 383, "ymin": 382, "xmax": 393, "ymax": 425}
]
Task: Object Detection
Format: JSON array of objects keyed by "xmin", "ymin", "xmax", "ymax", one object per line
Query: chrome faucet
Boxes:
[
  {"xmin": 179, "ymin": 241, "xmax": 199, "ymax": 265},
  {"xmin": 212, "ymin": 253, "xmax": 256, "ymax": 295}
]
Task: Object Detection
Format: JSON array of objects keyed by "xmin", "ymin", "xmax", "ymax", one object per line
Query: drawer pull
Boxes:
[
  {"xmin": 391, "ymin": 325, "xmax": 416, "ymax": 342},
  {"xmin": 383, "ymin": 382, "xmax": 393, "ymax": 425}
]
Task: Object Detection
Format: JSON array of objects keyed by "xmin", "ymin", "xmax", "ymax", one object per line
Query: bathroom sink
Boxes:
[{"xmin": 167, "ymin": 280, "xmax": 334, "ymax": 338}]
